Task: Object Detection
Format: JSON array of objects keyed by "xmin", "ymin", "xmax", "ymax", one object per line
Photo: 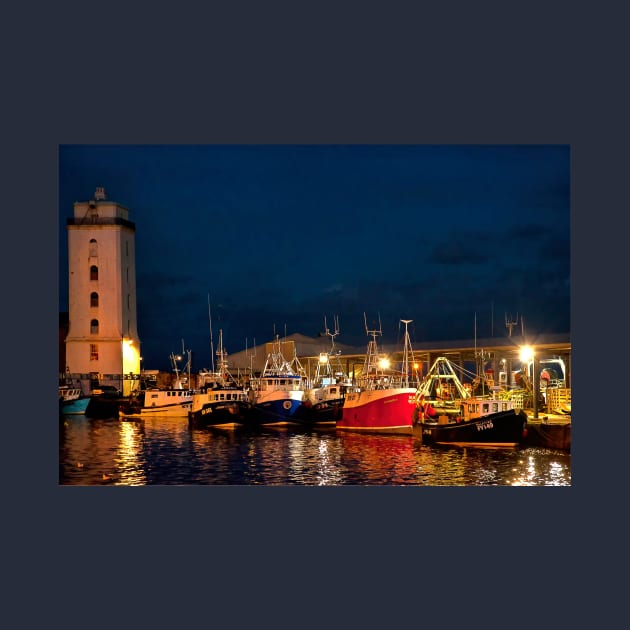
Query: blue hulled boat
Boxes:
[
  {"xmin": 250, "ymin": 335, "xmax": 308, "ymax": 426},
  {"xmin": 59, "ymin": 385, "xmax": 90, "ymax": 415}
]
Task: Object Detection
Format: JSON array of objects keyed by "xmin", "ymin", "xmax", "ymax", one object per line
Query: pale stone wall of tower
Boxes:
[{"xmin": 65, "ymin": 191, "xmax": 141, "ymax": 394}]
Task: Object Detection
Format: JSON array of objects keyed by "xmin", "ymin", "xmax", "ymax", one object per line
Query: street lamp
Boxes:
[
  {"xmin": 519, "ymin": 345, "xmax": 534, "ymax": 363},
  {"xmin": 121, "ymin": 338, "xmax": 142, "ymax": 396},
  {"xmin": 519, "ymin": 344, "xmax": 539, "ymax": 419}
]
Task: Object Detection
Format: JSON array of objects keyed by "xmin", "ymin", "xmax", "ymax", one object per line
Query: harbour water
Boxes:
[{"xmin": 59, "ymin": 414, "xmax": 571, "ymax": 486}]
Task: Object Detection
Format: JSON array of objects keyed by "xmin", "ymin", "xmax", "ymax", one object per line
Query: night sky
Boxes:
[{"xmin": 59, "ymin": 144, "xmax": 570, "ymax": 371}]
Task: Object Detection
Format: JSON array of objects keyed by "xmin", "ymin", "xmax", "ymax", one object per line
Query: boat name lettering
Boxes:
[{"xmin": 476, "ymin": 420, "xmax": 494, "ymax": 431}]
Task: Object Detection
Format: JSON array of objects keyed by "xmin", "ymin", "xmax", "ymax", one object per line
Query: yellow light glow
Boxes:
[
  {"xmin": 121, "ymin": 338, "xmax": 141, "ymax": 395},
  {"xmin": 413, "ymin": 363, "xmax": 419, "ymax": 369},
  {"xmin": 319, "ymin": 353, "xmax": 329, "ymax": 364},
  {"xmin": 519, "ymin": 345, "xmax": 534, "ymax": 363},
  {"xmin": 378, "ymin": 358, "xmax": 390, "ymax": 369}
]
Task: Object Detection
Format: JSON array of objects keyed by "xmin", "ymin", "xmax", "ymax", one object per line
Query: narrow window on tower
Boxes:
[
  {"xmin": 90, "ymin": 319, "xmax": 99, "ymax": 334},
  {"xmin": 89, "ymin": 238, "xmax": 98, "ymax": 257},
  {"xmin": 90, "ymin": 265, "xmax": 98, "ymax": 281},
  {"xmin": 90, "ymin": 344, "xmax": 99, "ymax": 361},
  {"xmin": 90, "ymin": 292, "xmax": 99, "ymax": 307}
]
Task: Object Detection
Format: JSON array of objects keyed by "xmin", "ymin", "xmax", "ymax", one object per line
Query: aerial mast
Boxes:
[{"xmin": 400, "ymin": 319, "xmax": 414, "ymax": 387}]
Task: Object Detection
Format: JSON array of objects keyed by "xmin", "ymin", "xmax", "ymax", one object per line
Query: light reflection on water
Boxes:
[{"xmin": 59, "ymin": 415, "xmax": 571, "ymax": 486}]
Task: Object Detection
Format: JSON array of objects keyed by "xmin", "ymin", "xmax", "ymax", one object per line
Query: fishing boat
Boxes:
[
  {"xmin": 59, "ymin": 383, "xmax": 90, "ymax": 415},
  {"xmin": 413, "ymin": 356, "xmax": 527, "ymax": 447},
  {"xmin": 249, "ymin": 334, "xmax": 308, "ymax": 426},
  {"xmin": 118, "ymin": 347, "xmax": 194, "ymax": 418},
  {"xmin": 336, "ymin": 317, "xmax": 418, "ymax": 435},
  {"xmin": 294, "ymin": 316, "xmax": 352, "ymax": 426},
  {"xmin": 189, "ymin": 329, "xmax": 253, "ymax": 429}
]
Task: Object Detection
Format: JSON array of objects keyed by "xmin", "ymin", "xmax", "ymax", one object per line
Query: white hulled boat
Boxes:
[{"xmin": 119, "ymin": 348, "xmax": 194, "ymax": 418}]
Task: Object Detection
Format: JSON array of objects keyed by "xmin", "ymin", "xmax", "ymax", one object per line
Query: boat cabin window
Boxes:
[
  {"xmin": 482, "ymin": 403, "xmax": 489, "ymax": 413},
  {"xmin": 90, "ymin": 292, "xmax": 99, "ymax": 307}
]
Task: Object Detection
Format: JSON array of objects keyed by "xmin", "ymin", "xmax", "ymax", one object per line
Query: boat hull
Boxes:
[
  {"xmin": 85, "ymin": 396, "xmax": 122, "ymax": 419},
  {"xmin": 251, "ymin": 394, "xmax": 305, "ymax": 426},
  {"xmin": 417, "ymin": 409, "xmax": 527, "ymax": 446},
  {"xmin": 189, "ymin": 400, "xmax": 253, "ymax": 428},
  {"xmin": 60, "ymin": 397, "xmax": 90, "ymax": 415},
  {"xmin": 523, "ymin": 419, "xmax": 571, "ymax": 450},
  {"xmin": 293, "ymin": 397, "xmax": 344, "ymax": 426},
  {"xmin": 119, "ymin": 402, "xmax": 192, "ymax": 418},
  {"xmin": 118, "ymin": 389, "xmax": 193, "ymax": 418},
  {"xmin": 337, "ymin": 388, "xmax": 416, "ymax": 434}
]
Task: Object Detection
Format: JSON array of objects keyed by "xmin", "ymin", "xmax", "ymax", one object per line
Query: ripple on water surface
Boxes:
[{"xmin": 59, "ymin": 416, "xmax": 571, "ymax": 486}]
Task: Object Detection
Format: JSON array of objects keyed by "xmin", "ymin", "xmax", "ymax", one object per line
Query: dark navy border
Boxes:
[{"xmin": 6, "ymin": 1, "xmax": 621, "ymax": 625}]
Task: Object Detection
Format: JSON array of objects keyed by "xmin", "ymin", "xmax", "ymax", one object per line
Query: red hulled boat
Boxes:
[{"xmin": 337, "ymin": 317, "xmax": 418, "ymax": 435}]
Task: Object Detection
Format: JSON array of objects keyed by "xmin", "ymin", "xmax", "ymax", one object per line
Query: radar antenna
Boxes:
[{"xmin": 505, "ymin": 312, "xmax": 519, "ymax": 338}]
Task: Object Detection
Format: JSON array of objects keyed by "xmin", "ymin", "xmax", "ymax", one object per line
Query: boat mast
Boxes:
[
  {"xmin": 179, "ymin": 338, "xmax": 192, "ymax": 389},
  {"xmin": 208, "ymin": 294, "xmax": 215, "ymax": 373},
  {"xmin": 187, "ymin": 347, "xmax": 191, "ymax": 388},
  {"xmin": 473, "ymin": 314, "xmax": 489, "ymax": 393},
  {"xmin": 362, "ymin": 312, "xmax": 383, "ymax": 388},
  {"xmin": 216, "ymin": 329, "xmax": 230, "ymax": 381},
  {"xmin": 400, "ymin": 319, "xmax": 414, "ymax": 387},
  {"xmin": 247, "ymin": 338, "xmax": 256, "ymax": 378},
  {"xmin": 317, "ymin": 315, "xmax": 341, "ymax": 383},
  {"xmin": 170, "ymin": 350, "xmax": 181, "ymax": 389}
]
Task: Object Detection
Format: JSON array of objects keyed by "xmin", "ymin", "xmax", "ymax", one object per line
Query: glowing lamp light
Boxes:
[
  {"xmin": 519, "ymin": 345, "xmax": 534, "ymax": 363},
  {"xmin": 378, "ymin": 358, "xmax": 390, "ymax": 369},
  {"xmin": 319, "ymin": 353, "xmax": 329, "ymax": 364}
]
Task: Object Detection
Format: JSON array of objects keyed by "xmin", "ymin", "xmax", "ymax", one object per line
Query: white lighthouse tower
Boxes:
[{"xmin": 65, "ymin": 187, "xmax": 141, "ymax": 396}]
